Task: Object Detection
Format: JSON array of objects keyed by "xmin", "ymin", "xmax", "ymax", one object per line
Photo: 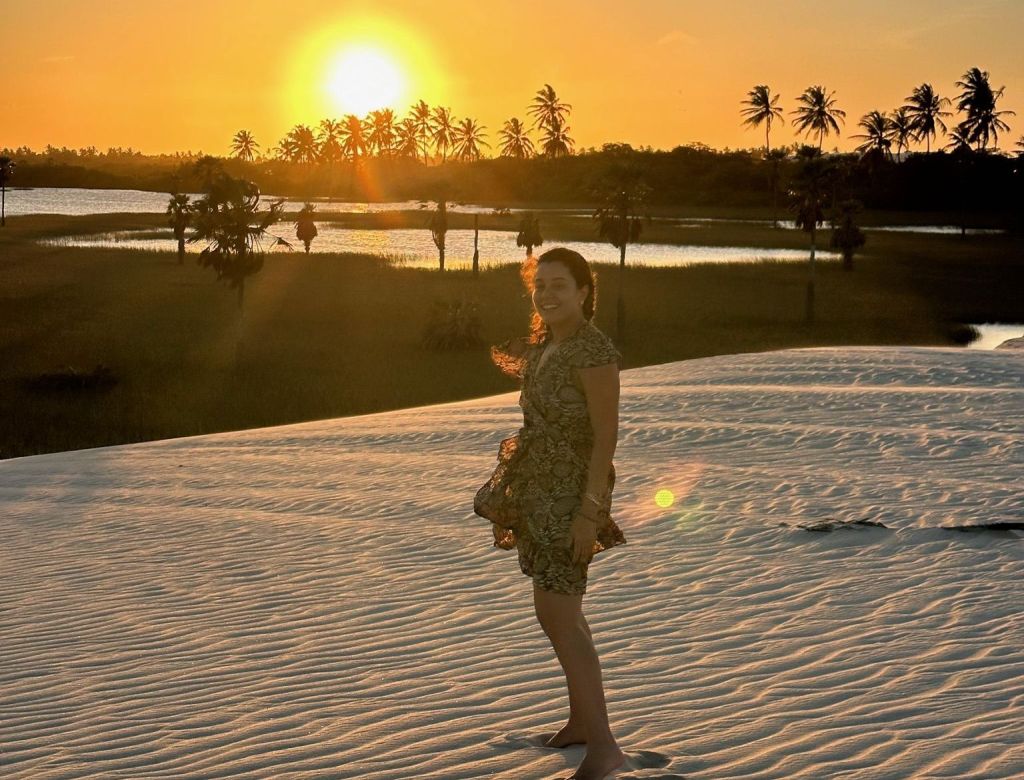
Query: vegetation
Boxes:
[
  {"xmin": 0, "ymin": 156, "xmax": 14, "ymax": 226},
  {"xmin": 295, "ymin": 203, "xmax": 318, "ymax": 253},
  {"xmin": 166, "ymin": 192, "xmax": 191, "ymax": 264},
  {"xmin": 1, "ymin": 211, "xmax": 1020, "ymax": 459},
  {"xmin": 829, "ymin": 200, "xmax": 867, "ymax": 271}
]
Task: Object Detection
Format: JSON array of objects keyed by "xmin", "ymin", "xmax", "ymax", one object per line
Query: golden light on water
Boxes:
[
  {"xmin": 655, "ymin": 489, "xmax": 675, "ymax": 508},
  {"xmin": 283, "ymin": 15, "xmax": 447, "ymax": 126},
  {"xmin": 326, "ymin": 46, "xmax": 406, "ymax": 116}
]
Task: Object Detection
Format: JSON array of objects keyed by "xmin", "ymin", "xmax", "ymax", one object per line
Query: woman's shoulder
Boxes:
[{"xmin": 567, "ymin": 321, "xmax": 622, "ymax": 369}]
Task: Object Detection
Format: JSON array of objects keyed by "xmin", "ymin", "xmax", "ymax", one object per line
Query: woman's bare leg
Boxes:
[{"xmin": 533, "ymin": 585, "xmax": 625, "ymax": 779}]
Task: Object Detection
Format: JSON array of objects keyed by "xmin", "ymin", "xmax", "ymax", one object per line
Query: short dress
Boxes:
[{"xmin": 474, "ymin": 320, "xmax": 627, "ymax": 595}]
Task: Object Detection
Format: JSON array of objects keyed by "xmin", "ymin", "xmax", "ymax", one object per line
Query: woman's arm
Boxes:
[{"xmin": 577, "ymin": 362, "xmax": 620, "ymax": 500}]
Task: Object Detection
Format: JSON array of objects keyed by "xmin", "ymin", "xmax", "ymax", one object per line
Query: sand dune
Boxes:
[{"xmin": 1, "ymin": 347, "xmax": 1022, "ymax": 779}]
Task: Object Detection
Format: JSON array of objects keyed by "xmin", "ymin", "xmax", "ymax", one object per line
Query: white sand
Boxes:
[{"xmin": 1, "ymin": 346, "xmax": 1022, "ymax": 780}]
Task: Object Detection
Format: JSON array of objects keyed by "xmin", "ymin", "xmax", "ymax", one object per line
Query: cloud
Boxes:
[{"xmin": 656, "ymin": 30, "xmax": 698, "ymax": 47}]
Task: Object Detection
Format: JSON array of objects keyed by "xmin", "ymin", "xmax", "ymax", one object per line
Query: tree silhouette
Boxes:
[
  {"xmin": 395, "ymin": 118, "xmax": 421, "ymax": 160},
  {"xmin": 516, "ymin": 212, "xmax": 543, "ymax": 257},
  {"xmin": 317, "ymin": 119, "xmax": 343, "ymax": 164},
  {"xmin": 0, "ymin": 156, "xmax": 14, "ymax": 227},
  {"xmin": 954, "ymin": 67, "xmax": 1015, "ymax": 151},
  {"xmin": 410, "ymin": 100, "xmax": 433, "ymax": 165},
  {"xmin": 337, "ymin": 115, "xmax": 368, "ymax": 163},
  {"xmin": 367, "ymin": 109, "xmax": 397, "ymax": 157},
  {"xmin": 852, "ymin": 110, "xmax": 894, "ymax": 161},
  {"xmin": 431, "ymin": 106, "xmax": 457, "ymax": 163},
  {"xmin": 428, "ymin": 197, "xmax": 448, "ymax": 271},
  {"xmin": 277, "ymin": 125, "xmax": 319, "ymax": 164},
  {"xmin": 230, "ymin": 130, "xmax": 259, "ymax": 162},
  {"xmin": 903, "ymin": 83, "xmax": 951, "ymax": 153},
  {"xmin": 791, "ymin": 86, "xmax": 846, "ymax": 151},
  {"xmin": 887, "ymin": 108, "xmax": 915, "ymax": 160},
  {"xmin": 166, "ymin": 192, "xmax": 191, "ymax": 264},
  {"xmin": 789, "ymin": 153, "xmax": 829, "ymax": 323},
  {"xmin": 529, "ymin": 84, "xmax": 574, "ymax": 157},
  {"xmin": 498, "ymin": 118, "xmax": 536, "ymax": 158},
  {"xmin": 189, "ymin": 177, "xmax": 288, "ymax": 359},
  {"xmin": 829, "ymin": 199, "xmax": 866, "ymax": 271},
  {"xmin": 193, "ymin": 155, "xmax": 226, "ymax": 191},
  {"xmin": 452, "ymin": 118, "xmax": 490, "ymax": 161},
  {"xmin": 295, "ymin": 202, "xmax": 318, "ymax": 253},
  {"xmin": 766, "ymin": 148, "xmax": 788, "ymax": 228},
  {"xmin": 593, "ymin": 166, "xmax": 651, "ymax": 337},
  {"xmin": 740, "ymin": 85, "xmax": 785, "ymax": 155}
]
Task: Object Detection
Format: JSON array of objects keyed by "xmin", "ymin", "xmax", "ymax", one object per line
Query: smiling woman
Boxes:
[{"xmin": 282, "ymin": 15, "xmax": 446, "ymax": 128}]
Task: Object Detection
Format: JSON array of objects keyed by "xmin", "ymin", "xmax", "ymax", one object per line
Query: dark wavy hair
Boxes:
[{"xmin": 520, "ymin": 247, "xmax": 598, "ymax": 345}]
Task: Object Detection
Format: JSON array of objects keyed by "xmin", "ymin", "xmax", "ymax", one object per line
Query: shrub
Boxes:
[{"xmin": 422, "ymin": 299, "xmax": 483, "ymax": 351}]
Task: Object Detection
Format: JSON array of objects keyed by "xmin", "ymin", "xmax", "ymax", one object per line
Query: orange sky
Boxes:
[{"xmin": 3, "ymin": 0, "xmax": 1022, "ymax": 155}]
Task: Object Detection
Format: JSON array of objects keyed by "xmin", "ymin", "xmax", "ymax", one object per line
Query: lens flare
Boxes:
[{"xmin": 655, "ymin": 489, "xmax": 675, "ymax": 508}]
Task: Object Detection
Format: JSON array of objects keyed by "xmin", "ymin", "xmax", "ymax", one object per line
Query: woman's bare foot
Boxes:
[
  {"xmin": 543, "ymin": 721, "xmax": 587, "ymax": 748},
  {"xmin": 570, "ymin": 742, "xmax": 626, "ymax": 779}
]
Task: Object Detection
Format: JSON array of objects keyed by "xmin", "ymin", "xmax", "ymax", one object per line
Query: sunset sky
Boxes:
[{"xmin": 3, "ymin": 0, "xmax": 1023, "ymax": 156}]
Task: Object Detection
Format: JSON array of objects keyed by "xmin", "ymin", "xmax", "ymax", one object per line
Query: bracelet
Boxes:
[{"xmin": 583, "ymin": 491, "xmax": 604, "ymax": 507}]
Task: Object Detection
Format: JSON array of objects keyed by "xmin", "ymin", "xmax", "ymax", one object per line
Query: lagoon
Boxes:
[{"xmin": 41, "ymin": 226, "xmax": 842, "ymax": 269}]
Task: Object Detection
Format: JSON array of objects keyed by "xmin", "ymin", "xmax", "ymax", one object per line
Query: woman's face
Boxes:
[{"xmin": 532, "ymin": 261, "xmax": 588, "ymax": 327}]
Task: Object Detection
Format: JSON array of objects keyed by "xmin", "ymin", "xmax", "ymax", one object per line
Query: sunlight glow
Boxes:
[
  {"xmin": 655, "ymin": 489, "xmax": 675, "ymax": 508},
  {"xmin": 283, "ymin": 16, "xmax": 447, "ymax": 128},
  {"xmin": 326, "ymin": 46, "xmax": 406, "ymax": 116}
]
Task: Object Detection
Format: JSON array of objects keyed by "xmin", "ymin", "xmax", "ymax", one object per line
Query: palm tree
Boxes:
[
  {"xmin": 789, "ymin": 154, "xmax": 829, "ymax": 323},
  {"xmin": 829, "ymin": 199, "xmax": 867, "ymax": 271},
  {"xmin": 295, "ymin": 203, "xmax": 318, "ymax": 253},
  {"xmin": 516, "ymin": 212, "xmax": 543, "ymax": 257},
  {"xmin": 529, "ymin": 84, "xmax": 572, "ymax": 133},
  {"xmin": 766, "ymin": 148, "xmax": 788, "ymax": 228},
  {"xmin": 0, "ymin": 156, "xmax": 15, "ymax": 227},
  {"xmin": 189, "ymin": 177, "xmax": 288, "ymax": 360},
  {"xmin": 887, "ymin": 108, "xmax": 915, "ymax": 161},
  {"xmin": 166, "ymin": 192, "xmax": 191, "ymax": 265},
  {"xmin": 452, "ymin": 118, "xmax": 490, "ymax": 161},
  {"xmin": 338, "ymin": 114, "xmax": 369, "ymax": 162},
  {"xmin": 410, "ymin": 100, "xmax": 433, "ymax": 164},
  {"xmin": 193, "ymin": 155, "xmax": 226, "ymax": 192},
  {"xmin": 429, "ymin": 197, "xmax": 448, "ymax": 271},
  {"xmin": 954, "ymin": 67, "xmax": 1015, "ymax": 151},
  {"xmin": 317, "ymin": 119, "xmax": 343, "ymax": 164},
  {"xmin": 277, "ymin": 125, "xmax": 319, "ymax": 164},
  {"xmin": 430, "ymin": 106, "xmax": 457, "ymax": 163},
  {"xmin": 230, "ymin": 130, "xmax": 259, "ymax": 162},
  {"xmin": 529, "ymin": 84, "xmax": 575, "ymax": 157},
  {"xmin": 791, "ymin": 86, "xmax": 846, "ymax": 151},
  {"xmin": 852, "ymin": 110, "xmax": 894, "ymax": 160},
  {"xmin": 539, "ymin": 117, "xmax": 575, "ymax": 158},
  {"xmin": 498, "ymin": 118, "xmax": 536, "ymax": 158},
  {"xmin": 395, "ymin": 117, "xmax": 421, "ymax": 160},
  {"xmin": 593, "ymin": 167, "xmax": 652, "ymax": 337},
  {"xmin": 740, "ymin": 85, "xmax": 785, "ymax": 154},
  {"xmin": 903, "ymin": 83, "xmax": 951, "ymax": 153},
  {"xmin": 367, "ymin": 109, "xmax": 397, "ymax": 157}
]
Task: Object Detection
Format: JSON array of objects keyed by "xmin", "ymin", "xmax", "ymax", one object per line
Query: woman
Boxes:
[{"xmin": 474, "ymin": 247, "xmax": 627, "ymax": 780}]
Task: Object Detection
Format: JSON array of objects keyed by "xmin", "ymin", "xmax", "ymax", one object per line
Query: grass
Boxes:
[{"xmin": 1, "ymin": 212, "xmax": 1021, "ymax": 459}]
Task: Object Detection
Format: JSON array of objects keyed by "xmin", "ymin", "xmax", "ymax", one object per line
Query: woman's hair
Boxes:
[{"xmin": 520, "ymin": 247, "xmax": 598, "ymax": 344}]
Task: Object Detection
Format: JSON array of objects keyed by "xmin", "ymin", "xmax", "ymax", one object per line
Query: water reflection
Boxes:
[{"xmin": 40, "ymin": 226, "xmax": 842, "ymax": 268}]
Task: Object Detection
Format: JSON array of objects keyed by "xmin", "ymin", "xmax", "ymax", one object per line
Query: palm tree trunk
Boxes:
[
  {"xmin": 1, "ymin": 185, "xmax": 6, "ymax": 227},
  {"xmin": 439, "ymin": 245, "xmax": 445, "ymax": 272},
  {"xmin": 472, "ymin": 215, "xmax": 480, "ymax": 277},
  {"xmin": 177, "ymin": 237, "xmax": 185, "ymax": 265},
  {"xmin": 235, "ymin": 282, "xmax": 245, "ymax": 366},
  {"xmin": 806, "ymin": 231, "xmax": 816, "ymax": 324}
]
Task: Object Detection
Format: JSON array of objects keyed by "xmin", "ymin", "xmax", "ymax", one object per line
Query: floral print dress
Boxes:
[{"xmin": 474, "ymin": 320, "xmax": 627, "ymax": 595}]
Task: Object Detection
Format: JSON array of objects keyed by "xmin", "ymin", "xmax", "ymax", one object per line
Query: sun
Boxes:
[{"xmin": 325, "ymin": 45, "xmax": 407, "ymax": 116}]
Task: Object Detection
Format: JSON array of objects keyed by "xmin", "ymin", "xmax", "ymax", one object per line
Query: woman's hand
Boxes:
[{"xmin": 570, "ymin": 512, "xmax": 598, "ymax": 565}]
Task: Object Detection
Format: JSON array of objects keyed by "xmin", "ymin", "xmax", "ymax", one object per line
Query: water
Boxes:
[
  {"xmin": 2, "ymin": 187, "xmax": 560, "ymax": 217},
  {"xmin": 967, "ymin": 323, "xmax": 1024, "ymax": 350},
  {"xmin": 4, "ymin": 188, "xmax": 1008, "ymax": 234},
  {"xmin": 41, "ymin": 225, "xmax": 841, "ymax": 269}
]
